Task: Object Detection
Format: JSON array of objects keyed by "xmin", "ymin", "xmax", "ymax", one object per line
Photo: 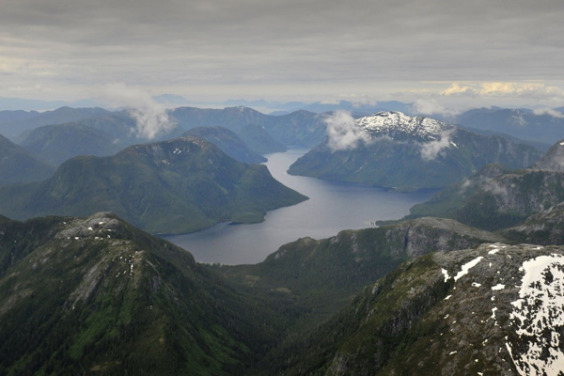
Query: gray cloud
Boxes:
[{"xmin": 1, "ymin": 0, "xmax": 563, "ymax": 105}]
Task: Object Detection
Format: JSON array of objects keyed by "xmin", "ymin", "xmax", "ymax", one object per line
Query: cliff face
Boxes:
[
  {"xmin": 533, "ymin": 139, "xmax": 564, "ymax": 172},
  {"xmin": 501, "ymin": 201, "xmax": 564, "ymax": 245}
]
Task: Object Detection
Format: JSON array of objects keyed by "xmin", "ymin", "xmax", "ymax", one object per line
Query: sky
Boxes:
[{"xmin": 1, "ymin": 0, "xmax": 564, "ymax": 113}]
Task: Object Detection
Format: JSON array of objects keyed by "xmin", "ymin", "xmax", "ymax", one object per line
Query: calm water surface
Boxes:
[{"xmin": 163, "ymin": 150, "xmax": 433, "ymax": 265}]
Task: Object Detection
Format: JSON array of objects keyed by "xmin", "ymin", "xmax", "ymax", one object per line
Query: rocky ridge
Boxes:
[
  {"xmin": 356, "ymin": 111, "xmax": 453, "ymax": 141},
  {"xmin": 408, "ymin": 138, "xmax": 564, "ymax": 230},
  {"xmin": 278, "ymin": 243, "xmax": 564, "ymax": 376}
]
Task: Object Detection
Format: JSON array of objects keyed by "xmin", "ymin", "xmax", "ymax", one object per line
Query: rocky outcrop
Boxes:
[
  {"xmin": 282, "ymin": 243, "xmax": 564, "ymax": 376},
  {"xmin": 534, "ymin": 139, "xmax": 564, "ymax": 172}
]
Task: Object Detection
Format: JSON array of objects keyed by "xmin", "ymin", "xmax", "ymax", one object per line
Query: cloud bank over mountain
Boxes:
[
  {"xmin": 1, "ymin": 0, "xmax": 563, "ymax": 109},
  {"xmin": 325, "ymin": 111, "xmax": 372, "ymax": 151},
  {"xmin": 97, "ymin": 84, "xmax": 176, "ymax": 139}
]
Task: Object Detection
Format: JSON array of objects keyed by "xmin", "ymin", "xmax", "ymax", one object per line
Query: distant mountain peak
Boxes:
[
  {"xmin": 357, "ymin": 111, "xmax": 452, "ymax": 139},
  {"xmin": 533, "ymin": 138, "xmax": 564, "ymax": 172}
]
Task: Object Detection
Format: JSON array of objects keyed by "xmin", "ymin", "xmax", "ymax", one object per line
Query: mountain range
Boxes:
[
  {"xmin": 0, "ymin": 134, "xmax": 55, "ymax": 185},
  {"xmin": 289, "ymin": 112, "xmax": 542, "ymax": 191},
  {"xmin": 0, "ymin": 136, "xmax": 306, "ymax": 233},
  {"xmin": 407, "ymin": 138, "xmax": 564, "ymax": 230},
  {"xmin": 183, "ymin": 126, "xmax": 267, "ymax": 164},
  {"xmin": 455, "ymin": 107, "xmax": 564, "ymax": 147},
  {"xmin": 2, "ymin": 103, "xmax": 564, "ymax": 375},
  {"xmin": 2, "ymin": 197, "xmax": 564, "ymax": 374},
  {"xmin": 271, "ymin": 242, "xmax": 564, "ymax": 375},
  {"xmin": 170, "ymin": 106, "xmax": 328, "ymax": 147},
  {"xmin": 0, "ymin": 106, "xmax": 324, "ymax": 168},
  {"xmin": 0, "ymin": 212, "xmax": 288, "ymax": 375}
]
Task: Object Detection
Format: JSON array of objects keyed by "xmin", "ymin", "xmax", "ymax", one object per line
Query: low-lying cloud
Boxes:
[
  {"xmin": 533, "ymin": 108, "xmax": 564, "ymax": 119},
  {"xmin": 95, "ymin": 83, "xmax": 176, "ymax": 139},
  {"xmin": 419, "ymin": 129, "xmax": 454, "ymax": 161},
  {"xmin": 325, "ymin": 111, "xmax": 372, "ymax": 151}
]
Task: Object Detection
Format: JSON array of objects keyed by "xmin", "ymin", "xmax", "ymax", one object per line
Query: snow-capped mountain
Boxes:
[
  {"xmin": 289, "ymin": 112, "xmax": 542, "ymax": 191},
  {"xmin": 357, "ymin": 111, "xmax": 453, "ymax": 140},
  {"xmin": 409, "ymin": 138, "xmax": 564, "ymax": 231}
]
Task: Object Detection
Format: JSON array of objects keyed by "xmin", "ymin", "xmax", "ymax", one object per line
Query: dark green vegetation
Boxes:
[
  {"xmin": 0, "ymin": 134, "xmax": 55, "ymax": 185},
  {"xmin": 183, "ymin": 126, "xmax": 266, "ymax": 164},
  {"xmin": 237, "ymin": 123, "xmax": 287, "ymax": 155},
  {"xmin": 2, "ymin": 210, "xmax": 558, "ymax": 375},
  {"xmin": 0, "ymin": 137, "xmax": 306, "ymax": 234},
  {"xmin": 289, "ymin": 125, "xmax": 542, "ymax": 192},
  {"xmin": 3, "ymin": 105, "xmax": 564, "ymax": 375},
  {"xmin": 407, "ymin": 140, "xmax": 564, "ymax": 231},
  {"xmin": 216, "ymin": 216, "xmax": 503, "ymax": 320},
  {"xmin": 19, "ymin": 122, "xmax": 123, "ymax": 166},
  {"xmin": 0, "ymin": 213, "xmax": 289, "ymax": 375}
]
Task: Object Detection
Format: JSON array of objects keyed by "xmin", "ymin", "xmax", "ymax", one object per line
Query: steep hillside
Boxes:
[
  {"xmin": 171, "ymin": 106, "xmax": 328, "ymax": 147},
  {"xmin": 19, "ymin": 112, "xmax": 183, "ymax": 165},
  {"xmin": 0, "ymin": 212, "xmax": 286, "ymax": 375},
  {"xmin": 215, "ymin": 217, "xmax": 504, "ymax": 332},
  {"xmin": 501, "ymin": 201, "xmax": 564, "ymax": 245},
  {"xmin": 0, "ymin": 134, "xmax": 55, "ymax": 185},
  {"xmin": 270, "ymin": 243, "xmax": 564, "ymax": 376},
  {"xmin": 408, "ymin": 139, "xmax": 564, "ymax": 230},
  {"xmin": 237, "ymin": 123, "xmax": 287, "ymax": 155},
  {"xmin": 0, "ymin": 137, "xmax": 306, "ymax": 233},
  {"xmin": 456, "ymin": 107, "xmax": 564, "ymax": 146},
  {"xmin": 183, "ymin": 126, "xmax": 266, "ymax": 164},
  {"xmin": 19, "ymin": 122, "xmax": 120, "ymax": 165},
  {"xmin": 288, "ymin": 112, "xmax": 541, "ymax": 191}
]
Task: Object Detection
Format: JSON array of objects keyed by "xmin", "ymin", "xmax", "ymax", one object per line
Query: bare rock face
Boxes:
[{"xmin": 534, "ymin": 139, "xmax": 564, "ymax": 172}]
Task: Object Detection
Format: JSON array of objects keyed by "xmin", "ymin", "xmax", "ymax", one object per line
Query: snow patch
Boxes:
[
  {"xmin": 491, "ymin": 284, "xmax": 505, "ymax": 291},
  {"xmin": 507, "ymin": 254, "xmax": 564, "ymax": 375},
  {"xmin": 454, "ymin": 256, "xmax": 484, "ymax": 282},
  {"xmin": 442, "ymin": 268, "xmax": 451, "ymax": 282}
]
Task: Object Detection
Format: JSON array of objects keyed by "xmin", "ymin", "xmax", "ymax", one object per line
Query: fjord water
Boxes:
[{"xmin": 164, "ymin": 150, "xmax": 433, "ymax": 265}]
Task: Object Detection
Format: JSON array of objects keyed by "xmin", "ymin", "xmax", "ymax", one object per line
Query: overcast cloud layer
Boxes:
[{"xmin": 1, "ymin": 0, "xmax": 563, "ymax": 110}]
